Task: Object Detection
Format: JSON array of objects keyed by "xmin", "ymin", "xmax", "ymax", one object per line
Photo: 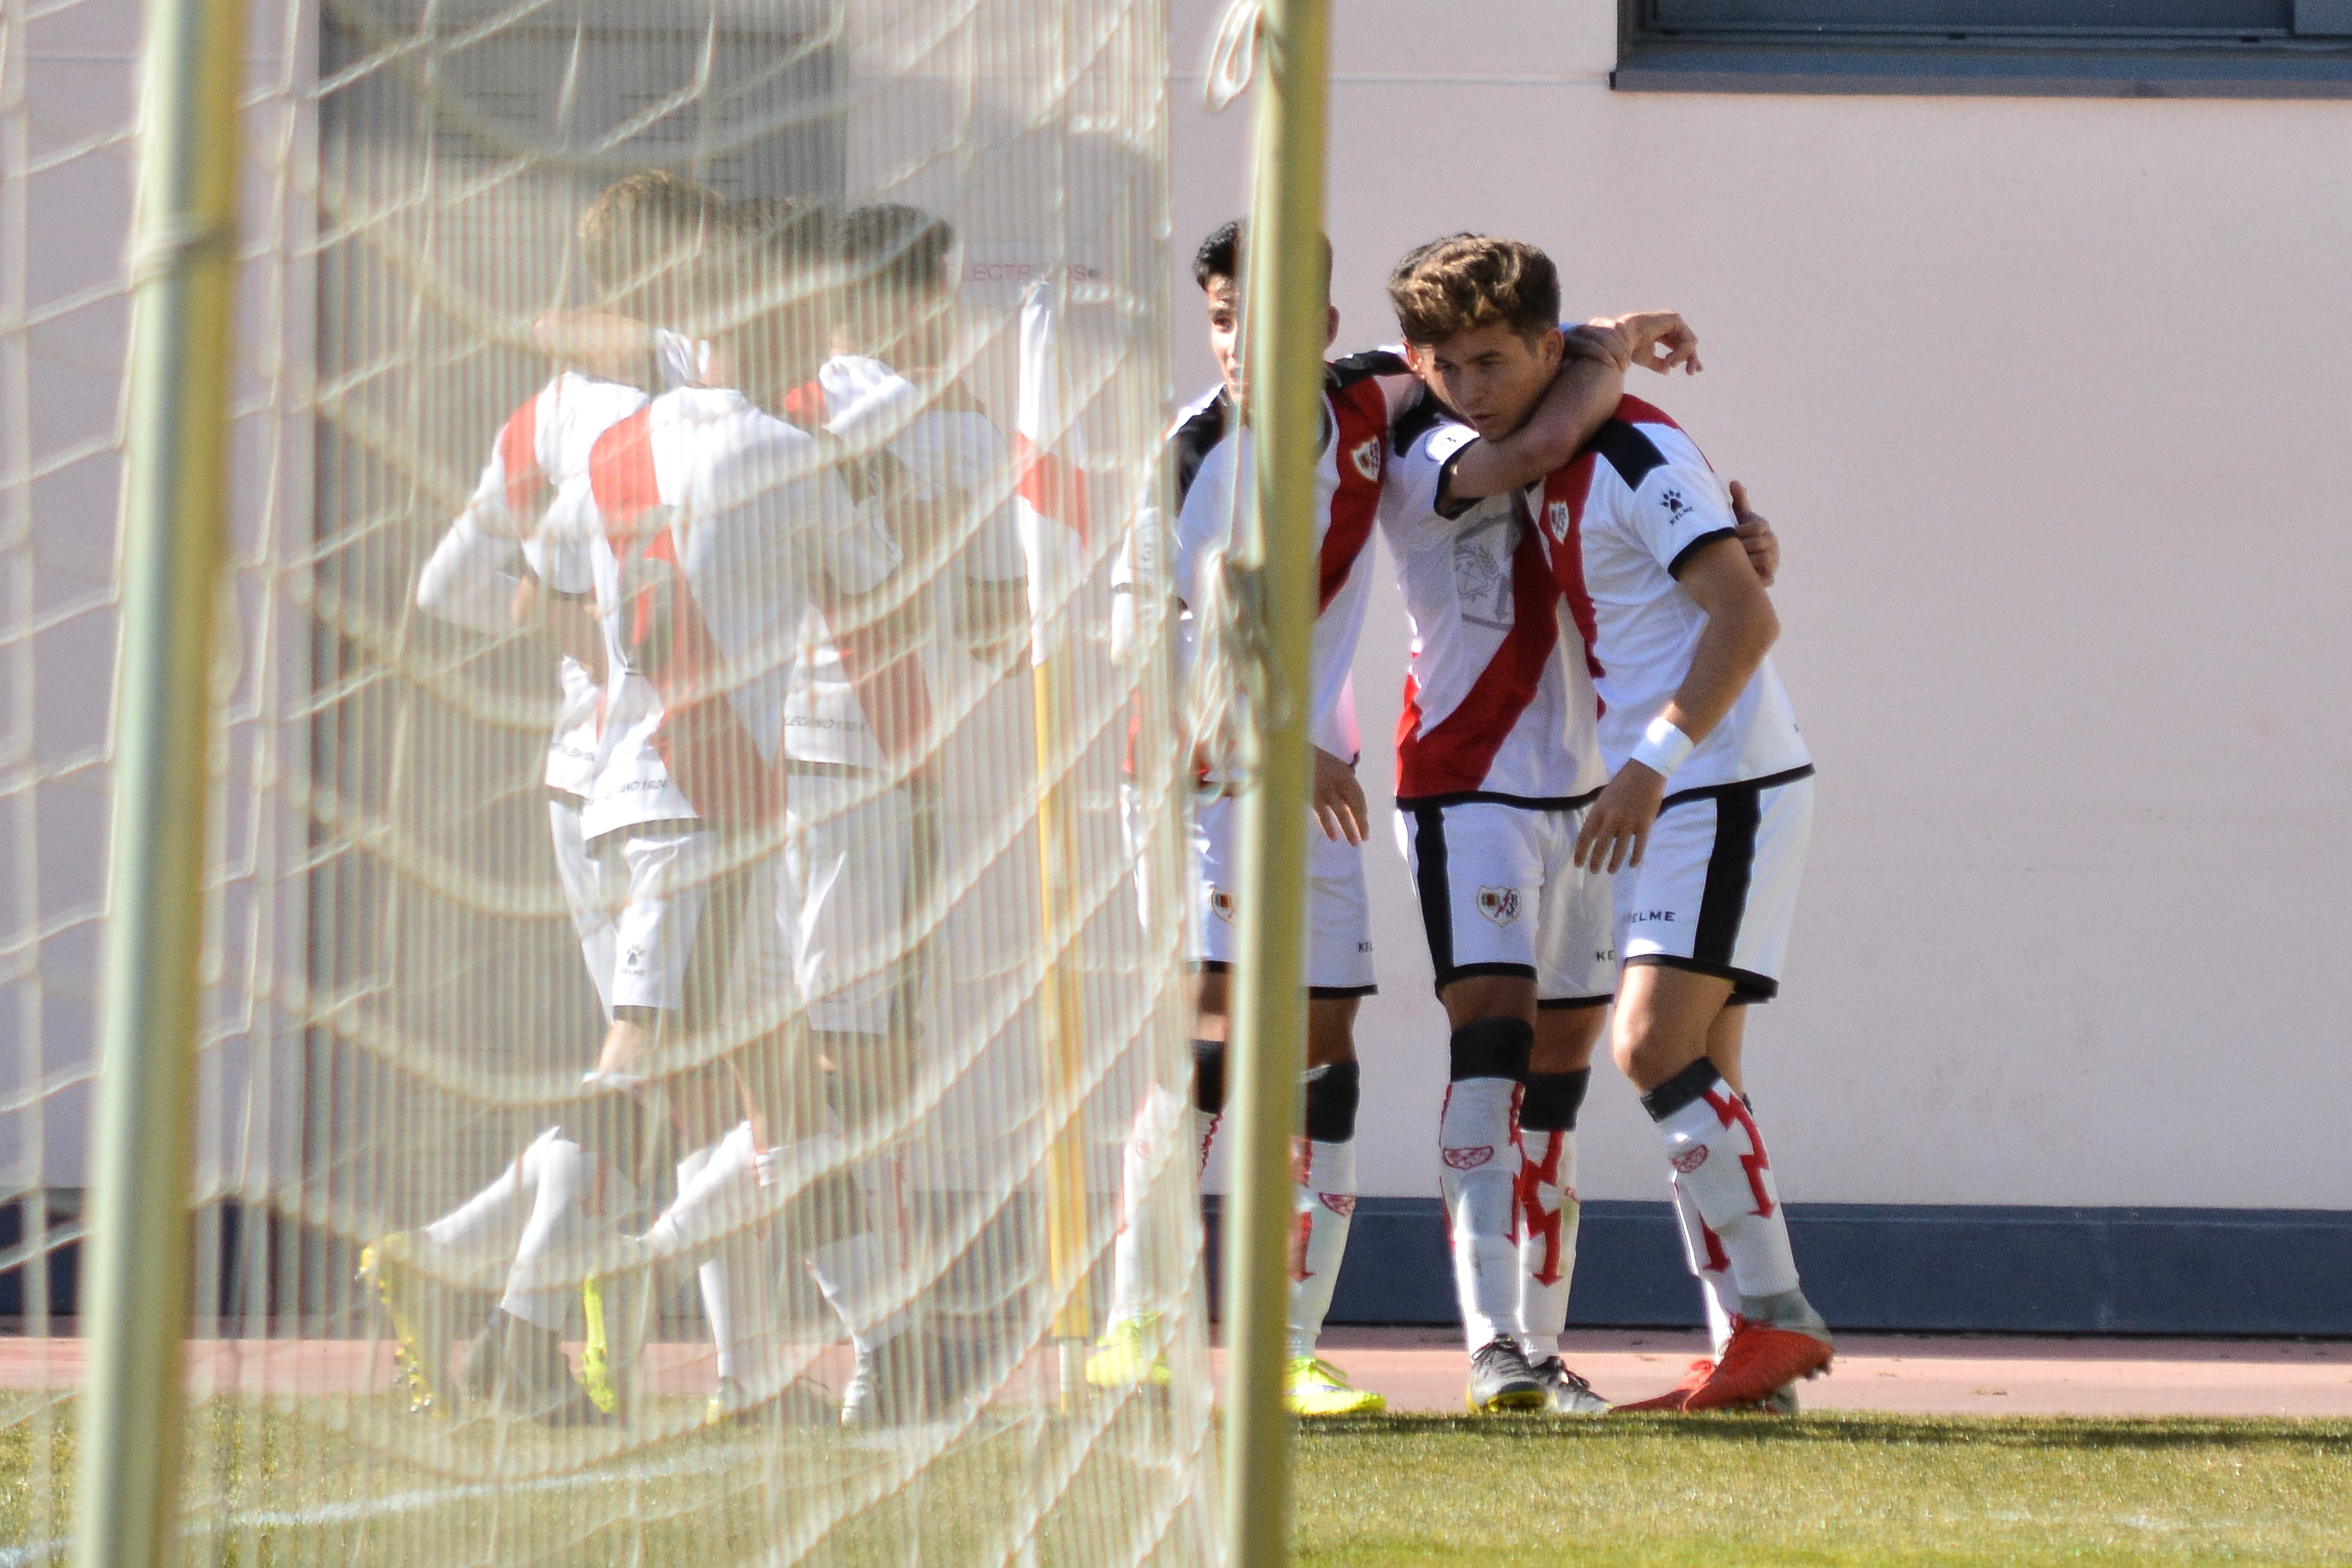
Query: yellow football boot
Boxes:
[{"xmin": 1284, "ymin": 1356, "xmax": 1385, "ymax": 1417}]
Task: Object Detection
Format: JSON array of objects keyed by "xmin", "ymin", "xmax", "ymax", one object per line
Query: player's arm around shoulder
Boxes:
[
  {"xmin": 1437, "ymin": 312, "xmax": 1700, "ymax": 508},
  {"xmin": 1573, "ymin": 468, "xmax": 1779, "ymax": 876}
]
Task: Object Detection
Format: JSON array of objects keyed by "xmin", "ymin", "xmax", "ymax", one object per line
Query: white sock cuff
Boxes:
[{"xmin": 1301, "ymin": 1139, "xmax": 1357, "ymax": 1195}]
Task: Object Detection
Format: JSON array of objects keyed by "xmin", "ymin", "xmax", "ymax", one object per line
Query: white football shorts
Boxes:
[
  {"xmin": 1397, "ymin": 798, "xmax": 1614, "ymax": 1005},
  {"xmin": 549, "ymin": 792, "xmax": 616, "ymax": 1017},
  {"xmin": 783, "ymin": 770, "xmax": 912, "ymax": 1037},
  {"xmin": 591, "ymin": 822, "xmax": 790, "ymax": 1023},
  {"xmin": 1614, "ymin": 767, "xmax": 1813, "ymax": 1003},
  {"xmin": 1192, "ymin": 792, "xmax": 1376, "ymax": 995}
]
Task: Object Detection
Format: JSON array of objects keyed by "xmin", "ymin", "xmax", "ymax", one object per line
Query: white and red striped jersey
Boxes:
[
  {"xmin": 818, "ymin": 353, "xmax": 1028, "ymax": 583},
  {"xmin": 422, "ymin": 373, "xmax": 651, "ymax": 798},
  {"xmin": 1174, "ymin": 354, "xmax": 1401, "ymax": 763},
  {"xmin": 572, "ymin": 386, "xmax": 899, "ymax": 839},
  {"xmin": 773, "ymin": 354, "xmax": 1033, "ymax": 772},
  {"xmin": 1379, "ymin": 402, "xmax": 1606, "ymax": 806},
  {"xmin": 1533, "ymin": 396, "xmax": 1808, "ymax": 790}
]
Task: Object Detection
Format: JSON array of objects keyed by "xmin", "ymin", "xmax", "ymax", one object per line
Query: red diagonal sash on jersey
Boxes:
[
  {"xmin": 1539, "ymin": 458, "xmax": 1608, "ymax": 689},
  {"xmin": 1394, "ymin": 502, "xmax": 1561, "ymax": 797},
  {"xmin": 1014, "ymin": 431, "xmax": 1090, "ymax": 548},
  {"xmin": 590, "ymin": 409, "xmax": 784, "ymax": 825},
  {"xmin": 1318, "ymin": 379, "xmax": 1386, "ymax": 614}
]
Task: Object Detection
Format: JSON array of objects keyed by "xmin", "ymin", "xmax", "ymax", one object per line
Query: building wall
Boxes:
[{"xmin": 1176, "ymin": 0, "xmax": 2352, "ymax": 1209}]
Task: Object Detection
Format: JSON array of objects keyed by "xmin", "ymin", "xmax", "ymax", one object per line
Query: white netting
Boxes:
[{"xmin": 1, "ymin": 0, "xmax": 1215, "ymax": 1560}]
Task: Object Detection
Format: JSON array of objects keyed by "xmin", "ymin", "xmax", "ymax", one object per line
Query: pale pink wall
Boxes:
[{"xmin": 1177, "ymin": 0, "xmax": 2352, "ymax": 1207}]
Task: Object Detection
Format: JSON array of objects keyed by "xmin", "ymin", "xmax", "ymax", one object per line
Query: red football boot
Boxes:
[
  {"xmin": 1611, "ymin": 1357, "xmax": 1716, "ymax": 1414},
  {"xmin": 1678, "ymin": 1317, "xmax": 1832, "ymax": 1412}
]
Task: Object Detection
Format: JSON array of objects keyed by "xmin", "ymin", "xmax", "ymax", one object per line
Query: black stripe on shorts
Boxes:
[
  {"xmin": 1409, "ymin": 805, "xmax": 1456, "ymax": 981},
  {"xmin": 1691, "ymin": 784, "xmax": 1762, "ymax": 970}
]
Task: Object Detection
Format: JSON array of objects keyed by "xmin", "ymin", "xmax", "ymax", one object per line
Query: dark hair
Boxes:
[
  {"xmin": 841, "ymin": 203, "xmax": 956, "ymax": 300},
  {"xmin": 1386, "ymin": 233, "xmax": 1559, "ymax": 347},
  {"xmin": 1191, "ymin": 219, "xmax": 1334, "ymax": 294},
  {"xmin": 733, "ymin": 195, "xmax": 832, "ymax": 272},
  {"xmin": 578, "ymin": 171, "xmax": 727, "ymax": 307}
]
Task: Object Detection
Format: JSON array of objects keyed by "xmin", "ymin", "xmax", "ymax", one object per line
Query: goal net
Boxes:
[{"xmin": 2, "ymin": 0, "xmax": 1213, "ymax": 1561}]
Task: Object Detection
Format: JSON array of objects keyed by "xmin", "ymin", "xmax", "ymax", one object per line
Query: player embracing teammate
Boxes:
[
  {"xmin": 1097, "ymin": 219, "xmax": 1763, "ymax": 1418},
  {"xmin": 1386, "ymin": 234, "xmax": 1830, "ymax": 1414}
]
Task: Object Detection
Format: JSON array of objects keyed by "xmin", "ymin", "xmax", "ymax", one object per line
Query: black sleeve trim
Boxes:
[
  {"xmin": 1166, "ymin": 393, "xmax": 1232, "ymax": 513},
  {"xmin": 1666, "ymin": 526, "xmax": 1739, "ymax": 579},
  {"xmin": 1327, "ymin": 347, "xmax": 1410, "ymax": 388},
  {"xmin": 1590, "ymin": 419, "xmax": 1665, "ymax": 491},
  {"xmin": 1433, "ymin": 442, "xmax": 1480, "ymax": 521},
  {"xmin": 1387, "ymin": 388, "xmax": 1449, "ymax": 455}
]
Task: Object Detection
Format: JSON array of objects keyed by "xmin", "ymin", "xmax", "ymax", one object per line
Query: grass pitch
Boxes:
[
  {"xmin": 5, "ymin": 1405, "xmax": 2350, "ymax": 1565},
  {"xmin": 1294, "ymin": 1413, "xmax": 2352, "ymax": 1566}
]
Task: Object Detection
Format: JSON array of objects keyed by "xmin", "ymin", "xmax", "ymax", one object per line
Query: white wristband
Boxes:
[{"xmin": 1630, "ymin": 716, "xmax": 1695, "ymax": 779}]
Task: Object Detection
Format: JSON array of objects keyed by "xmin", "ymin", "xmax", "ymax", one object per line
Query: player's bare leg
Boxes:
[{"xmin": 1612, "ymin": 964, "xmax": 1830, "ymax": 1414}]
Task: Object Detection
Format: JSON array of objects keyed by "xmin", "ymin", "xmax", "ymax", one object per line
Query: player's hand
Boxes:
[
  {"xmin": 1730, "ymin": 481, "xmax": 1778, "ymax": 587},
  {"xmin": 1574, "ymin": 761, "xmax": 1666, "ymax": 874},
  {"xmin": 1614, "ymin": 311, "xmax": 1702, "ymax": 376},
  {"xmin": 1562, "ymin": 320, "xmax": 1634, "ymax": 373},
  {"xmin": 1311, "ymin": 746, "xmax": 1370, "ymax": 845}
]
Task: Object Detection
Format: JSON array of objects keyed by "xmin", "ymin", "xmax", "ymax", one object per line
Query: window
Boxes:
[{"xmin": 1616, "ymin": 1, "xmax": 2352, "ymax": 96}]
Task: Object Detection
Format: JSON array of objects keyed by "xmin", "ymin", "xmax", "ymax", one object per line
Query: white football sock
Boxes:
[
  {"xmin": 1286, "ymin": 1137, "xmax": 1356, "ymax": 1362},
  {"xmin": 1655, "ymin": 1080, "xmax": 1799, "ymax": 1300},
  {"xmin": 806, "ymin": 1232, "xmax": 909, "ymax": 1354},
  {"xmin": 1671, "ymin": 1176, "xmax": 1739, "ymax": 1356},
  {"xmin": 700, "ymin": 1228, "xmax": 783, "ymax": 1387},
  {"xmin": 500, "ymin": 1135, "xmax": 592, "ymax": 1331},
  {"xmin": 1108, "ymin": 1084, "xmax": 1191, "ymax": 1328},
  {"xmin": 1514, "ymin": 1128, "xmax": 1579, "ymax": 1361},
  {"xmin": 644, "ymin": 1122, "xmax": 760, "ymax": 1262},
  {"xmin": 1439, "ymin": 1078, "xmax": 1520, "ymax": 1351},
  {"xmin": 423, "ymin": 1126, "xmax": 557, "ymax": 1262}
]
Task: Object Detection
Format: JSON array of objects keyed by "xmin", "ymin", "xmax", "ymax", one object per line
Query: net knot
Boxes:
[{"xmin": 1201, "ymin": 0, "xmax": 1264, "ymax": 111}]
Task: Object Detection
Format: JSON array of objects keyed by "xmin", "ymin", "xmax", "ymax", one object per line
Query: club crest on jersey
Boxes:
[
  {"xmin": 1454, "ymin": 514, "xmax": 1515, "ymax": 630},
  {"xmin": 1318, "ymin": 1193, "xmax": 1357, "ymax": 1217},
  {"xmin": 1544, "ymin": 499, "xmax": 1572, "ymax": 545},
  {"xmin": 1477, "ymin": 886, "xmax": 1521, "ymax": 927},
  {"xmin": 1349, "ymin": 436, "xmax": 1382, "ymax": 482},
  {"xmin": 1671, "ymin": 1146, "xmax": 1710, "ymax": 1174},
  {"xmin": 1443, "ymin": 1145, "xmax": 1494, "ymax": 1171},
  {"xmin": 1208, "ymin": 886, "xmax": 1235, "ymax": 923}
]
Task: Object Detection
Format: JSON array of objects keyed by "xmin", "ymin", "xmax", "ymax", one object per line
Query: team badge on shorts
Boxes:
[
  {"xmin": 1476, "ymin": 886, "xmax": 1521, "ymax": 927},
  {"xmin": 1443, "ymin": 1145, "xmax": 1494, "ymax": 1170},
  {"xmin": 1671, "ymin": 1146, "xmax": 1710, "ymax": 1174},
  {"xmin": 1208, "ymin": 886, "xmax": 1236, "ymax": 923}
]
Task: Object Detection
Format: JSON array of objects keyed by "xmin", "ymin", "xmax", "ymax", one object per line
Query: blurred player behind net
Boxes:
[{"xmin": 361, "ymin": 172, "xmax": 729, "ymax": 1425}]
